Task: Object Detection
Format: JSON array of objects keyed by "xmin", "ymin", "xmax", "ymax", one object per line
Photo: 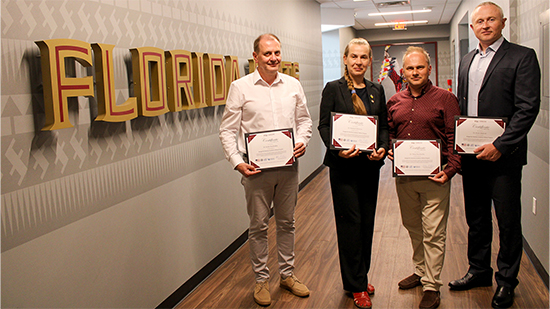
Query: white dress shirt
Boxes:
[
  {"xmin": 467, "ymin": 36, "xmax": 504, "ymax": 116},
  {"xmin": 219, "ymin": 70, "xmax": 312, "ymax": 168}
]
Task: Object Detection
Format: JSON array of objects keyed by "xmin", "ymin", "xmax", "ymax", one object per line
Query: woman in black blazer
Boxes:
[{"xmin": 318, "ymin": 38, "xmax": 389, "ymax": 309}]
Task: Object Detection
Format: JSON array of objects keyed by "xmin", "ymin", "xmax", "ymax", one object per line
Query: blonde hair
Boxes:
[{"xmin": 343, "ymin": 38, "xmax": 371, "ymax": 115}]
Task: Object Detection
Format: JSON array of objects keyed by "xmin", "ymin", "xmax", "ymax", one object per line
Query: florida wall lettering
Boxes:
[{"xmin": 36, "ymin": 38, "xmax": 300, "ymax": 131}]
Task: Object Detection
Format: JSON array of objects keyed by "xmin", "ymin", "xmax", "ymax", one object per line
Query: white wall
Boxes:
[
  {"xmin": 339, "ymin": 27, "xmax": 358, "ymax": 67},
  {"xmin": 0, "ymin": 0, "xmax": 324, "ymax": 307},
  {"xmin": 321, "ymin": 27, "xmax": 362, "ymax": 86},
  {"xmin": 513, "ymin": 0, "xmax": 550, "ymax": 274},
  {"xmin": 322, "ymin": 30, "xmax": 342, "ymax": 87},
  {"xmin": 450, "ymin": 0, "xmax": 549, "ymax": 273}
]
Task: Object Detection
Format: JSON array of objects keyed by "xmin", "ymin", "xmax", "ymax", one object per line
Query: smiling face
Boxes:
[
  {"xmin": 402, "ymin": 51, "xmax": 431, "ymax": 91},
  {"xmin": 343, "ymin": 43, "xmax": 372, "ymax": 79},
  {"xmin": 470, "ymin": 3, "xmax": 506, "ymax": 50},
  {"xmin": 253, "ymin": 36, "xmax": 281, "ymax": 80}
]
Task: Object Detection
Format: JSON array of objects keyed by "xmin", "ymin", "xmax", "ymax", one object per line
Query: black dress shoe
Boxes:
[
  {"xmin": 449, "ymin": 272, "xmax": 492, "ymax": 290},
  {"xmin": 492, "ymin": 286, "xmax": 514, "ymax": 308}
]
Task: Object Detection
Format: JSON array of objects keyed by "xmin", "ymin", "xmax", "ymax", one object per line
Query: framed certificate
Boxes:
[
  {"xmin": 454, "ymin": 116, "xmax": 506, "ymax": 154},
  {"xmin": 393, "ymin": 139, "xmax": 441, "ymax": 177},
  {"xmin": 244, "ymin": 128, "xmax": 295, "ymax": 170},
  {"xmin": 330, "ymin": 112, "xmax": 378, "ymax": 152}
]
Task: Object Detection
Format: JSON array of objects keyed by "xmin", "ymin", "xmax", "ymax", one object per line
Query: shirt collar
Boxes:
[
  {"xmin": 253, "ymin": 70, "xmax": 282, "ymax": 85},
  {"xmin": 406, "ymin": 80, "xmax": 433, "ymax": 99},
  {"xmin": 476, "ymin": 35, "xmax": 504, "ymax": 55}
]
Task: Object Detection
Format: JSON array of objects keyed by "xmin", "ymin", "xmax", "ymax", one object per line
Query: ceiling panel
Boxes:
[
  {"xmin": 336, "ymin": 1, "xmax": 376, "ymax": 9},
  {"xmin": 318, "ymin": 0, "xmax": 463, "ymax": 30}
]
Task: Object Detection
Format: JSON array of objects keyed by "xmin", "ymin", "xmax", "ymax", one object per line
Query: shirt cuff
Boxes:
[
  {"xmin": 229, "ymin": 153, "xmax": 245, "ymax": 169},
  {"xmin": 295, "ymin": 138, "xmax": 308, "ymax": 147},
  {"xmin": 443, "ymin": 166, "xmax": 457, "ymax": 179}
]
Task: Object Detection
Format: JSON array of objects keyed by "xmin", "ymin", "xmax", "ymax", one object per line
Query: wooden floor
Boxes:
[{"xmin": 176, "ymin": 162, "xmax": 549, "ymax": 309}]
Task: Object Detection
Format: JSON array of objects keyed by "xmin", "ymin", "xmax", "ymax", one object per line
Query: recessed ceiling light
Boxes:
[
  {"xmin": 321, "ymin": 24, "xmax": 346, "ymax": 32},
  {"xmin": 375, "ymin": 1, "xmax": 410, "ymax": 7},
  {"xmin": 375, "ymin": 20, "xmax": 428, "ymax": 26},
  {"xmin": 368, "ymin": 9, "xmax": 432, "ymax": 16}
]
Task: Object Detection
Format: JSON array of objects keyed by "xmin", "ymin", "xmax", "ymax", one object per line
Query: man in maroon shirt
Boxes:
[{"xmin": 387, "ymin": 46, "xmax": 461, "ymax": 309}]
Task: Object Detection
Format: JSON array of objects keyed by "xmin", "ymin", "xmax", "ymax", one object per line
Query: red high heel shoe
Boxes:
[
  {"xmin": 352, "ymin": 291, "xmax": 372, "ymax": 309},
  {"xmin": 367, "ymin": 283, "xmax": 375, "ymax": 295}
]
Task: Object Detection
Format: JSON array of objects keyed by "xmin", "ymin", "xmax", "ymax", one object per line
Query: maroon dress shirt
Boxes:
[{"xmin": 387, "ymin": 81, "xmax": 461, "ymax": 178}]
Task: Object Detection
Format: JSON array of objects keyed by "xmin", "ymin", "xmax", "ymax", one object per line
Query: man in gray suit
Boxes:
[{"xmin": 448, "ymin": 2, "xmax": 541, "ymax": 309}]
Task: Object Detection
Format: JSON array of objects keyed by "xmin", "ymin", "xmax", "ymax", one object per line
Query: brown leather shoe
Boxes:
[
  {"xmin": 419, "ymin": 290, "xmax": 440, "ymax": 309},
  {"xmin": 280, "ymin": 274, "xmax": 310, "ymax": 297},
  {"xmin": 398, "ymin": 273, "xmax": 422, "ymax": 289},
  {"xmin": 253, "ymin": 281, "xmax": 271, "ymax": 306}
]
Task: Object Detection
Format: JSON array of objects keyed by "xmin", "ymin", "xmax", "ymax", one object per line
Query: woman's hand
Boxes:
[
  {"xmin": 387, "ymin": 149, "xmax": 394, "ymax": 161},
  {"xmin": 339, "ymin": 145, "xmax": 361, "ymax": 158},
  {"xmin": 368, "ymin": 147, "xmax": 386, "ymax": 161}
]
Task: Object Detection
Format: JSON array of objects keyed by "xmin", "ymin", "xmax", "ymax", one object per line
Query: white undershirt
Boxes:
[{"xmin": 467, "ymin": 36, "xmax": 504, "ymax": 116}]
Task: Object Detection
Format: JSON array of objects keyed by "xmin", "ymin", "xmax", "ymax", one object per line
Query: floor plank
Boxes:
[{"xmin": 176, "ymin": 162, "xmax": 549, "ymax": 309}]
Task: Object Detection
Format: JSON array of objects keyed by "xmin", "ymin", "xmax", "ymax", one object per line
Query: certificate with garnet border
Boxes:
[
  {"xmin": 330, "ymin": 112, "xmax": 378, "ymax": 152},
  {"xmin": 454, "ymin": 116, "xmax": 506, "ymax": 154},
  {"xmin": 244, "ymin": 128, "xmax": 295, "ymax": 170},
  {"xmin": 393, "ymin": 139, "xmax": 441, "ymax": 177}
]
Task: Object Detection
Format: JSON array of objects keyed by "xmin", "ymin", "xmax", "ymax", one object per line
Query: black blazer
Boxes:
[
  {"xmin": 318, "ymin": 76, "xmax": 389, "ymax": 169},
  {"xmin": 458, "ymin": 39, "xmax": 540, "ymax": 166}
]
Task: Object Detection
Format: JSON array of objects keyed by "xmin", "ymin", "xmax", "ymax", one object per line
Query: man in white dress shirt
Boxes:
[{"xmin": 219, "ymin": 33, "xmax": 312, "ymax": 306}]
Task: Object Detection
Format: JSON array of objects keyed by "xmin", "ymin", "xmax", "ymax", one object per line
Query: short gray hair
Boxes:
[
  {"xmin": 253, "ymin": 33, "xmax": 280, "ymax": 53},
  {"xmin": 402, "ymin": 46, "xmax": 431, "ymax": 67},
  {"xmin": 472, "ymin": 1, "xmax": 505, "ymax": 22}
]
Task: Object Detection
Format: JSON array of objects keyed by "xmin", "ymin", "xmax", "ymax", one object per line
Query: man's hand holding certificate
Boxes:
[
  {"xmin": 454, "ymin": 116, "xmax": 506, "ymax": 154},
  {"xmin": 245, "ymin": 128, "xmax": 295, "ymax": 170},
  {"xmin": 392, "ymin": 140, "xmax": 442, "ymax": 177}
]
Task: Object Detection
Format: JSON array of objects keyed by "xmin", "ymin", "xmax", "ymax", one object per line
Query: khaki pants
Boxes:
[
  {"xmin": 241, "ymin": 165, "xmax": 298, "ymax": 282},
  {"xmin": 395, "ymin": 177, "xmax": 451, "ymax": 291}
]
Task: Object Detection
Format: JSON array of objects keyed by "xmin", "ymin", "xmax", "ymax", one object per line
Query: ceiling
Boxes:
[{"xmin": 317, "ymin": 0, "xmax": 463, "ymax": 30}]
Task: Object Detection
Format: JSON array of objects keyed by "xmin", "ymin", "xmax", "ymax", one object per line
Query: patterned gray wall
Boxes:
[
  {"xmin": 2, "ymin": 0, "xmax": 323, "ymax": 252},
  {"xmin": 1, "ymin": 0, "xmax": 323, "ymax": 307}
]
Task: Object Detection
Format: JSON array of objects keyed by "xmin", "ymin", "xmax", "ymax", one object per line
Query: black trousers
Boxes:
[
  {"xmin": 329, "ymin": 162, "xmax": 381, "ymax": 292},
  {"xmin": 461, "ymin": 156, "xmax": 523, "ymax": 288}
]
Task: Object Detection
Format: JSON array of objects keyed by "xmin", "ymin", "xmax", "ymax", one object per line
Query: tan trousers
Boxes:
[
  {"xmin": 395, "ymin": 177, "xmax": 451, "ymax": 291},
  {"xmin": 241, "ymin": 165, "xmax": 298, "ymax": 282}
]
